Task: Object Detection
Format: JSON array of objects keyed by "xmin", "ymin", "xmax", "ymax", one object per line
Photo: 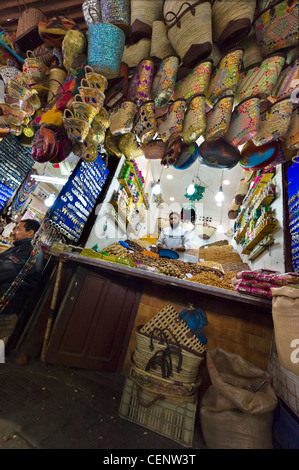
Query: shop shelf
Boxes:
[{"xmin": 241, "ymin": 223, "xmax": 277, "ymax": 254}]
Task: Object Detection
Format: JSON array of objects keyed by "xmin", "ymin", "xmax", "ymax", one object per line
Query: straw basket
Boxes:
[
  {"xmin": 206, "ymin": 47, "xmax": 243, "ymax": 108},
  {"xmin": 109, "ymin": 100, "xmax": 137, "ymax": 135},
  {"xmin": 173, "ymin": 59, "xmax": 213, "ymax": 102},
  {"xmin": 235, "ymin": 53, "xmax": 286, "ymax": 106},
  {"xmin": 157, "ymin": 99, "xmax": 187, "ymax": 142},
  {"xmin": 130, "ymin": 0, "xmax": 163, "ymax": 41},
  {"xmin": 119, "ymin": 377, "xmax": 197, "ymax": 447},
  {"xmin": 127, "ymin": 59, "xmax": 155, "ymax": 108},
  {"xmin": 135, "ymin": 326, "xmax": 204, "ymax": 383},
  {"xmin": 182, "ymin": 94, "xmax": 206, "ymax": 144},
  {"xmin": 47, "ymin": 67, "xmax": 67, "ymax": 103},
  {"xmin": 16, "ymin": 5, "xmax": 47, "ymax": 40},
  {"xmin": 211, "ymin": 0, "xmax": 256, "ymax": 50},
  {"xmin": 118, "ymin": 132, "xmax": 144, "ymax": 159},
  {"xmin": 122, "ymin": 39, "xmax": 151, "ymax": 69},
  {"xmin": 150, "ymin": 21, "xmax": 176, "ymax": 63},
  {"xmin": 87, "ymin": 7, "xmax": 126, "ymax": 79},
  {"xmin": 224, "ymin": 96, "xmax": 261, "ymax": 148},
  {"xmin": 140, "ymin": 304, "xmax": 207, "ymax": 356},
  {"xmin": 101, "ymin": 0, "xmax": 131, "ymax": 37},
  {"xmin": 152, "ymin": 56, "xmax": 180, "ymax": 108},
  {"xmin": 164, "ymin": 0, "xmax": 212, "ymax": 67},
  {"xmin": 240, "ymin": 28, "xmax": 263, "ymax": 69},
  {"xmin": 286, "ymin": 107, "xmax": 299, "ymax": 150},
  {"xmin": 197, "ymin": 223, "xmax": 217, "ymax": 240},
  {"xmin": 253, "ymin": 0, "xmax": 299, "ymax": 57},
  {"xmin": 228, "ymin": 199, "xmax": 240, "ymax": 220},
  {"xmin": 204, "ymin": 95, "xmax": 234, "ymax": 142},
  {"xmin": 252, "ymin": 97, "xmax": 293, "ymax": 147},
  {"xmin": 129, "ymin": 361, "xmax": 200, "ymax": 404}
]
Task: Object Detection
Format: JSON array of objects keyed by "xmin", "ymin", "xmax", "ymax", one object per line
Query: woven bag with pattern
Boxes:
[
  {"xmin": 224, "ymin": 96, "xmax": 261, "ymax": 147},
  {"xmin": 206, "ymin": 48, "xmax": 243, "ymax": 108},
  {"xmin": 173, "ymin": 59, "xmax": 213, "ymax": 102},
  {"xmin": 253, "ymin": 0, "xmax": 299, "ymax": 57},
  {"xmin": 268, "ymin": 57, "xmax": 299, "ymax": 103},
  {"xmin": 252, "ymin": 97, "xmax": 293, "ymax": 146},
  {"xmin": 204, "ymin": 95, "xmax": 234, "ymax": 142},
  {"xmin": 182, "ymin": 95, "xmax": 207, "ymax": 144},
  {"xmin": 235, "ymin": 53, "xmax": 286, "ymax": 105}
]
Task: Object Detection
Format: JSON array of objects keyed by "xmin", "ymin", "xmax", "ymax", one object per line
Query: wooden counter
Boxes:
[
  {"xmin": 59, "ymin": 252, "xmax": 272, "ymax": 313},
  {"xmin": 13, "ymin": 251, "xmax": 274, "ymax": 373}
]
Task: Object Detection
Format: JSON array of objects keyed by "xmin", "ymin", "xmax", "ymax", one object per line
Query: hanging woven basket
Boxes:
[
  {"xmin": 122, "ymin": 38, "xmax": 151, "ymax": 69},
  {"xmin": 150, "ymin": 21, "xmax": 176, "ymax": 63},
  {"xmin": 164, "ymin": 0, "xmax": 213, "ymax": 67},
  {"xmin": 211, "ymin": 0, "xmax": 256, "ymax": 51},
  {"xmin": 130, "ymin": 0, "xmax": 163, "ymax": 42}
]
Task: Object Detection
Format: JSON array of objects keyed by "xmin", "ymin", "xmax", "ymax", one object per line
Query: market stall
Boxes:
[{"xmin": 0, "ymin": 0, "xmax": 298, "ymax": 450}]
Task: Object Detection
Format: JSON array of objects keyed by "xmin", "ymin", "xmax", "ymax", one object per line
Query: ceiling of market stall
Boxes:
[{"xmin": 0, "ymin": 0, "xmax": 245, "ymax": 227}]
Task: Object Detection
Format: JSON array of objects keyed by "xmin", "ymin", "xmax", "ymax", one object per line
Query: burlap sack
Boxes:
[
  {"xmin": 271, "ymin": 286, "xmax": 299, "ymax": 376},
  {"xmin": 200, "ymin": 348, "xmax": 278, "ymax": 449}
]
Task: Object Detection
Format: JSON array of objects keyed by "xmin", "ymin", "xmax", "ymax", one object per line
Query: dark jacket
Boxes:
[{"xmin": 0, "ymin": 238, "xmax": 44, "ymax": 315}]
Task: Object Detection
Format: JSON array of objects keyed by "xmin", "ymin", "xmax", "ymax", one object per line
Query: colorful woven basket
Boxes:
[
  {"xmin": 239, "ymin": 140, "xmax": 280, "ymax": 170},
  {"xmin": 127, "ymin": 59, "xmax": 155, "ymax": 108},
  {"xmin": 87, "ymin": 7, "xmax": 125, "ymax": 79},
  {"xmin": 235, "ymin": 53, "xmax": 286, "ymax": 105},
  {"xmin": 204, "ymin": 95, "xmax": 234, "ymax": 142},
  {"xmin": 157, "ymin": 99, "xmax": 187, "ymax": 142},
  {"xmin": 286, "ymin": 106, "xmax": 299, "ymax": 150},
  {"xmin": 206, "ymin": 48, "xmax": 243, "ymax": 108},
  {"xmin": 133, "ymin": 100, "xmax": 157, "ymax": 145},
  {"xmin": 198, "ymin": 138, "xmax": 240, "ymax": 169},
  {"xmin": 109, "ymin": 100, "xmax": 137, "ymax": 135},
  {"xmin": 252, "ymin": 97, "xmax": 293, "ymax": 146},
  {"xmin": 182, "ymin": 94, "xmax": 207, "ymax": 144},
  {"xmin": 152, "ymin": 55, "xmax": 180, "ymax": 108},
  {"xmin": 268, "ymin": 57, "xmax": 299, "ymax": 103},
  {"xmin": 173, "ymin": 59, "xmax": 213, "ymax": 102},
  {"xmin": 253, "ymin": 0, "xmax": 299, "ymax": 57},
  {"xmin": 224, "ymin": 96, "xmax": 261, "ymax": 147},
  {"xmin": 101, "ymin": 0, "xmax": 130, "ymax": 37},
  {"xmin": 118, "ymin": 132, "xmax": 144, "ymax": 159},
  {"xmin": 211, "ymin": 0, "xmax": 256, "ymax": 50},
  {"xmin": 164, "ymin": 0, "xmax": 213, "ymax": 67}
]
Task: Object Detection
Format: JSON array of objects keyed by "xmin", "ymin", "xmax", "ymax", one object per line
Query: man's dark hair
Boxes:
[
  {"xmin": 169, "ymin": 211, "xmax": 180, "ymax": 218},
  {"xmin": 22, "ymin": 219, "xmax": 40, "ymax": 234}
]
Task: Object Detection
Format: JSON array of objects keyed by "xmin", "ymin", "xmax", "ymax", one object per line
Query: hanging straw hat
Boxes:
[
  {"xmin": 150, "ymin": 21, "xmax": 176, "ymax": 64},
  {"xmin": 130, "ymin": 0, "xmax": 163, "ymax": 42},
  {"xmin": 122, "ymin": 39, "xmax": 151, "ymax": 69},
  {"xmin": 211, "ymin": 0, "xmax": 256, "ymax": 51}
]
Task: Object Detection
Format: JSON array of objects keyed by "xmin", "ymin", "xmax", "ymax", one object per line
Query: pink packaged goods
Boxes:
[
  {"xmin": 235, "ymin": 271, "xmax": 258, "ymax": 280},
  {"xmin": 251, "ymin": 287, "xmax": 272, "ymax": 299}
]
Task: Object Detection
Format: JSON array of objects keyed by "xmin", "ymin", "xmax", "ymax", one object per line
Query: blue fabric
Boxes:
[{"xmin": 179, "ymin": 308, "xmax": 208, "ymax": 344}]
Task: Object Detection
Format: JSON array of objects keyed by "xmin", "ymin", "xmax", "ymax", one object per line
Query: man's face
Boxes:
[
  {"xmin": 13, "ymin": 222, "xmax": 34, "ymax": 241},
  {"xmin": 169, "ymin": 213, "xmax": 180, "ymax": 229}
]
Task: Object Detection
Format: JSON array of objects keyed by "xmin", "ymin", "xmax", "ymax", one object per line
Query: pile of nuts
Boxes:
[
  {"xmin": 104, "ymin": 242, "xmax": 128, "ymax": 257},
  {"xmin": 190, "ymin": 271, "xmax": 238, "ymax": 290}
]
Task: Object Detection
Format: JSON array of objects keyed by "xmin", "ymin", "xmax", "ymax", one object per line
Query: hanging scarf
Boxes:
[{"xmin": 12, "ymin": 170, "xmax": 39, "ymax": 214}]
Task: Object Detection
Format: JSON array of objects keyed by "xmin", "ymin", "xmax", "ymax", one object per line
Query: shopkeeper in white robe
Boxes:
[{"xmin": 156, "ymin": 211, "xmax": 191, "ymax": 262}]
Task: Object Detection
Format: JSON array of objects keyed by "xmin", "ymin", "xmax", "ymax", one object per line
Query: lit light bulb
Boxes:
[
  {"xmin": 166, "ymin": 174, "xmax": 173, "ymax": 180},
  {"xmin": 215, "ymin": 187, "xmax": 224, "ymax": 203},
  {"xmin": 187, "ymin": 184, "xmax": 195, "ymax": 195},
  {"xmin": 217, "ymin": 223, "xmax": 224, "ymax": 233},
  {"xmin": 44, "ymin": 193, "xmax": 56, "ymax": 207},
  {"xmin": 152, "ymin": 182, "xmax": 161, "ymax": 195},
  {"xmin": 223, "ymin": 179, "xmax": 230, "ymax": 185}
]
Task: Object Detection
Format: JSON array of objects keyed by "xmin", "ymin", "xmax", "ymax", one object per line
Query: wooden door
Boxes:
[{"xmin": 43, "ymin": 265, "xmax": 142, "ymax": 372}]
